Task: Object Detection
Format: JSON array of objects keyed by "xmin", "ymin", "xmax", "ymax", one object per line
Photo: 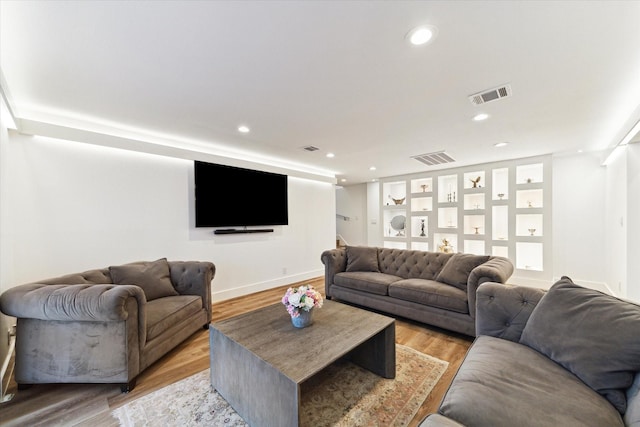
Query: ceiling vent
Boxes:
[
  {"xmin": 469, "ymin": 84, "xmax": 512, "ymax": 105},
  {"xmin": 302, "ymin": 145, "xmax": 320, "ymax": 152},
  {"xmin": 412, "ymin": 151, "xmax": 455, "ymax": 166}
]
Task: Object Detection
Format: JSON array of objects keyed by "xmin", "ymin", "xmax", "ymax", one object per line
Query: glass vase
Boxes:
[{"xmin": 291, "ymin": 308, "xmax": 314, "ymax": 328}]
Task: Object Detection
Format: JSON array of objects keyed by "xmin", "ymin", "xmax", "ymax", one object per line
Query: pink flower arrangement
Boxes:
[{"xmin": 282, "ymin": 284, "xmax": 324, "ymax": 317}]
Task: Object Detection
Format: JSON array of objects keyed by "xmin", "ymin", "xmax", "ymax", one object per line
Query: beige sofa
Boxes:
[
  {"xmin": 0, "ymin": 258, "xmax": 214, "ymax": 392},
  {"xmin": 321, "ymin": 246, "xmax": 513, "ymax": 336}
]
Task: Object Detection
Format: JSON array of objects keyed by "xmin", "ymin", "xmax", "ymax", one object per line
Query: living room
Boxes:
[{"xmin": 1, "ymin": 1, "xmax": 640, "ymax": 425}]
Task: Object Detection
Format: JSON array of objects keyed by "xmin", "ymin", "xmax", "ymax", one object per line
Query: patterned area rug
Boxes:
[{"xmin": 112, "ymin": 344, "xmax": 448, "ymax": 427}]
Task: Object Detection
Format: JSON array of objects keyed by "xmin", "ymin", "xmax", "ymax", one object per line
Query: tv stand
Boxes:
[{"xmin": 214, "ymin": 228, "xmax": 274, "ymax": 235}]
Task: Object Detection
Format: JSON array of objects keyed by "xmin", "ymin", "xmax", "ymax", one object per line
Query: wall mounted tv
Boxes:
[{"xmin": 194, "ymin": 161, "xmax": 289, "ymax": 228}]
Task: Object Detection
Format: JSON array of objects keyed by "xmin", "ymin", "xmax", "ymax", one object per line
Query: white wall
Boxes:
[
  {"xmin": 334, "ymin": 182, "xmax": 382, "ymax": 248},
  {"xmin": 366, "ymin": 181, "xmax": 382, "ymax": 247},
  {"xmin": 335, "ymin": 184, "xmax": 368, "ymax": 247},
  {"xmin": 1, "ymin": 131, "xmax": 336, "ymax": 302},
  {"xmin": 0, "ymin": 102, "xmax": 11, "ymax": 386},
  {"xmin": 626, "ymin": 144, "xmax": 640, "ymax": 301},
  {"xmin": 604, "ymin": 146, "xmax": 628, "ymax": 297},
  {"xmin": 552, "ymin": 152, "xmax": 608, "ymax": 291}
]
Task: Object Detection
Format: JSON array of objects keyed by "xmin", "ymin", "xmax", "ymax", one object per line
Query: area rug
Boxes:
[{"xmin": 112, "ymin": 344, "xmax": 448, "ymax": 427}]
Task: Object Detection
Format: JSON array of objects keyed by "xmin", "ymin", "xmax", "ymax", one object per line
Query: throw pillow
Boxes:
[
  {"xmin": 345, "ymin": 246, "xmax": 380, "ymax": 272},
  {"xmin": 110, "ymin": 258, "xmax": 178, "ymax": 301},
  {"xmin": 435, "ymin": 253, "xmax": 490, "ymax": 291},
  {"xmin": 520, "ymin": 276, "xmax": 640, "ymax": 414}
]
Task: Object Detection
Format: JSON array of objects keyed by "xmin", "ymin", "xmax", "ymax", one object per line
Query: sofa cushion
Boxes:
[
  {"xmin": 146, "ymin": 295, "xmax": 203, "ymax": 341},
  {"xmin": 436, "ymin": 253, "xmax": 490, "ymax": 291},
  {"xmin": 439, "ymin": 336, "xmax": 624, "ymax": 427},
  {"xmin": 345, "ymin": 246, "xmax": 380, "ymax": 272},
  {"xmin": 389, "ymin": 279, "xmax": 468, "ymax": 314},
  {"xmin": 334, "ymin": 272, "xmax": 401, "ymax": 296},
  {"xmin": 110, "ymin": 258, "xmax": 178, "ymax": 301},
  {"xmin": 520, "ymin": 277, "xmax": 640, "ymax": 414}
]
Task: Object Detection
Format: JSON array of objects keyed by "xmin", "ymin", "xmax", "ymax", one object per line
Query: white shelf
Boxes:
[
  {"xmin": 438, "ymin": 207, "xmax": 458, "ymax": 229},
  {"xmin": 464, "ymin": 240, "xmax": 486, "ymax": 255},
  {"xmin": 383, "ymin": 240, "xmax": 408, "ymax": 250},
  {"xmin": 464, "ymin": 193, "xmax": 485, "ymax": 210},
  {"xmin": 383, "ymin": 181, "xmax": 406, "ymax": 206},
  {"xmin": 516, "ymin": 163, "xmax": 543, "ymax": 185},
  {"xmin": 410, "ymin": 177, "xmax": 433, "ymax": 194},
  {"xmin": 379, "ymin": 155, "xmax": 551, "ymax": 279},
  {"xmin": 411, "ymin": 196, "xmax": 432, "ymax": 212},
  {"xmin": 463, "ymin": 171, "xmax": 486, "ymax": 190}
]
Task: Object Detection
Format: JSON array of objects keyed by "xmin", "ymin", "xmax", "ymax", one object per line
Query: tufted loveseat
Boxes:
[
  {"xmin": 320, "ymin": 246, "xmax": 513, "ymax": 336},
  {"xmin": 0, "ymin": 258, "xmax": 215, "ymax": 392}
]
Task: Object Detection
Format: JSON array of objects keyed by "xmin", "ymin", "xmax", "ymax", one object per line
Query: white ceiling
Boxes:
[{"xmin": 2, "ymin": 0, "xmax": 640, "ymax": 184}]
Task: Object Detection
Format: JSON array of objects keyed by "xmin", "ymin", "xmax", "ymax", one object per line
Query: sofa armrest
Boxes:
[
  {"xmin": 475, "ymin": 283, "xmax": 545, "ymax": 341},
  {"xmin": 320, "ymin": 248, "xmax": 347, "ymax": 298},
  {"xmin": 466, "ymin": 256, "xmax": 514, "ymax": 319},
  {"xmin": 0, "ymin": 283, "xmax": 146, "ymax": 322},
  {"xmin": 169, "ymin": 261, "xmax": 215, "ymax": 323}
]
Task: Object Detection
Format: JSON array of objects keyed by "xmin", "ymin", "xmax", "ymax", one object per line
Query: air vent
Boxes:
[
  {"xmin": 469, "ymin": 84, "xmax": 512, "ymax": 105},
  {"xmin": 412, "ymin": 151, "xmax": 455, "ymax": 166},
  {"xmin": 302, "ymin": 146, "xmax": 320, "ymax": 152}
]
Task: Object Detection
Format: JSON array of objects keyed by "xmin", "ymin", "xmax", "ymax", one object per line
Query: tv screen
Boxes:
[{"xmin": 194, "ymin": 161, "xmax": 289, "ymax": 228}]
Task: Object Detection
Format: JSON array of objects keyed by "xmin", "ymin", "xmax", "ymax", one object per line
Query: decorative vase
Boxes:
[
  {"xmin": 438, "ymin": 239, "xmax": 454, "ymax": 254},
  {"xmin": 291, "ymin": 308, "xmax": 314, "ymax": 328}
]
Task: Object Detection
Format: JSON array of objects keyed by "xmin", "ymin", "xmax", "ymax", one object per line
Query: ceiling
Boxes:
[{"xmin": 2, "ymin": 0, "xmax": 640, "ymax": 185}]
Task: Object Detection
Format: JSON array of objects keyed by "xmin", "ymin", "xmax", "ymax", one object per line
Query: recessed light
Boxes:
[
  {"xmin": 238, "ymin": 125, "xmax": 250, "ymax": 133},
  {"xmin": 406, "ymin": 25, "xmax": 438, "ymax": 46},
  {"xmin": 578, "ymin": 149, "xmax": 584, "ymax": 153},
  {"xmin": 494, "ymin": 142, "xmax": 508, "ymax": 148},
  {"xmin": 340, "ymin": 178, "xmax": 347, "ymax": 183},
  {"xmin": 369, "ymin": 166, "xmax": 377, "ymax": 171},
  {"xmin": 326, "ymin": 153, "xmax": 335, "ymax": 158},
  {"xmin": 473, "ymin": 113, "xmax": 490, "ymax": 121}
]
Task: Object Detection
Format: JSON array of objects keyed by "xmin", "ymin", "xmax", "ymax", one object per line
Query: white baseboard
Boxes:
[{"xmin": 212, "ymin": 269, "xmax": 324, "ymax": 303}]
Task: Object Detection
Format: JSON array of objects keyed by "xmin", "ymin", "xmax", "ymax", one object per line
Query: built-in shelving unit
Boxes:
[{"xmin": 379, "ymin": 155, "xmax": 552, "ymax": 280}]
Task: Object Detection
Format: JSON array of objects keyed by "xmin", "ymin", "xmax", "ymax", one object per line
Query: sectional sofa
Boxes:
[{"xmin": 320, "ymin": 246, "xmax": 514, "ymax": 336}]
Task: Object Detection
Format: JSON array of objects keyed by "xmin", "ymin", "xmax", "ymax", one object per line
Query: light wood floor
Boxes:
[{"xmin": 0, "ymin": 277, "xmax": 472, "ymax": 427}]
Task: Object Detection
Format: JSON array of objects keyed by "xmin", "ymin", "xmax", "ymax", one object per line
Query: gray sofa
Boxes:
[
  {"xmin": 0, "ymin": 258, "xmax": 215, "ymax": 392},
  {"xmin": 320, "ymin": 246, "xmax": 514, "ymax": 336},
  {"xmin": 421, "ymin": 278, "xmax": 640, "ymax": 427}
]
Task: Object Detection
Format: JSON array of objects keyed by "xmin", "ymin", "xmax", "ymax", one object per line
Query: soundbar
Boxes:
[{"xmin": 214, "ymin": 228, "xmax": 274, "ymax": 235}]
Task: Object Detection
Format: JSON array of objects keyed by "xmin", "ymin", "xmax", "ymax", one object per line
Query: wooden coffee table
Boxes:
[{"xmin": 209, "ymin": 299, "xmax": 395, "ymax": 427}]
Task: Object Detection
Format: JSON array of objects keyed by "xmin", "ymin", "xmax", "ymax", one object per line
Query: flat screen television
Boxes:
[{"xmin": 194, "ymin": 161, "xmax": 289, "ymax": 228}]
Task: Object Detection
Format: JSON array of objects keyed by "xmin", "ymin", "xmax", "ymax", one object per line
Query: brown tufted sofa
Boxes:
[
  {"xmin": 321, "ymin": 246, "xmax": 513, "ymax": 336},
  {"xmin": 0, "ymin": 258, "xmax": 214, "ymax": 392}
]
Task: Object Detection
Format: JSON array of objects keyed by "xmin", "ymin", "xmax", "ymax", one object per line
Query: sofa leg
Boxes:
[
  {"xmin": 17, "ymin": 383, "xmax": 33, "ymax": 391},
  {"xmin": 202, "ymin": 323, "xmax": 210, "ymax": 330},
  {"xmin": 120, "ymin": 378, "xmax": 136, "ymax": 393}
]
